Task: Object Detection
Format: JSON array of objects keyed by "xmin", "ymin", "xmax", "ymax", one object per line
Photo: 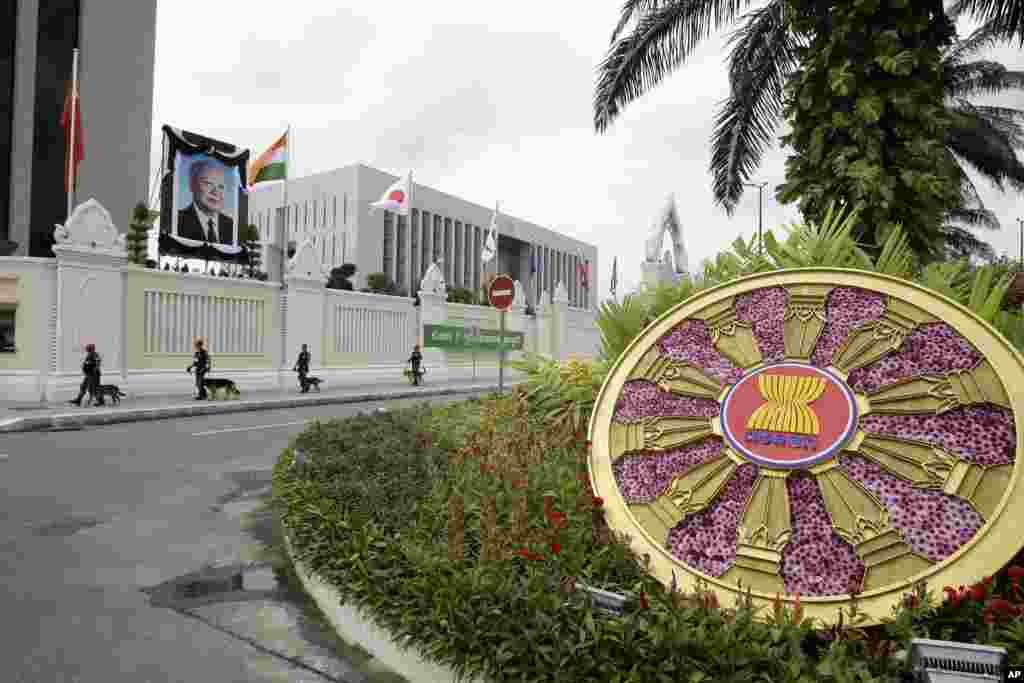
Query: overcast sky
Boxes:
[{"xmin": 148, "ymin": 0, "xmax": 1024, "ymax": 295}]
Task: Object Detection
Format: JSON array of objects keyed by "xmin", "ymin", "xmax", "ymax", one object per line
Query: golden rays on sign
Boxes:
[{"xmin": 746, "ymin": 375, "xmax": 826, "ymax": 436}]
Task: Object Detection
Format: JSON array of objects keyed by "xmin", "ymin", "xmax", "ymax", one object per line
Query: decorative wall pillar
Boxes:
[
  {"xmin": 535, "ymin": 290, "xmax": 552, "ymax": 358},
  {"xmin": 418, "ymin": 261, "xmax": 449, "ymax": 378},
  {"xmin": 283, "ymin": 237, "xmax": 328, "ymax": 389},
  {"xmin": 552, "ymin": 281, "xmax": 569, "ymax": 361},
  {"xmin": 48, "ymin": 199, "xmax": 129, "ymax": 400}
]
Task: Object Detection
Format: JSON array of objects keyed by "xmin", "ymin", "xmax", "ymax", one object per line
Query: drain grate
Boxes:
[{"xmin": 34, "ymin": 516, "xmax": 104, "ymax": 537}]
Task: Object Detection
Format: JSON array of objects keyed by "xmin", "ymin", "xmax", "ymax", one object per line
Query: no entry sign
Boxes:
[{"xmin": 488, "ymin": 275, "xmax": 515, "ymax": 311}]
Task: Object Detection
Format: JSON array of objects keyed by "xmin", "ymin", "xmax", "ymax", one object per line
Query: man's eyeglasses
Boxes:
[{"xmin": 198, "ymin": 179, "xmax": 225, "ymax": 194}]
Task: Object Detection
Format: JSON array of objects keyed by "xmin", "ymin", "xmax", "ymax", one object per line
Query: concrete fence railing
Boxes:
[{"xmin": 0, "ymin": 200, "xmax": 602, "ymax": 401}]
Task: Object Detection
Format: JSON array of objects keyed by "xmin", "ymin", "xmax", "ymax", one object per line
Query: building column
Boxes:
[{"xmin": 9, "ymin": 0, "xmax": 40, "ymax": 254}]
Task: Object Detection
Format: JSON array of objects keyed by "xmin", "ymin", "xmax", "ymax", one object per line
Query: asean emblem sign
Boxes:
[{"xmin": 588, "ymin": 270, "xmax": 1023, "ymax": 623}]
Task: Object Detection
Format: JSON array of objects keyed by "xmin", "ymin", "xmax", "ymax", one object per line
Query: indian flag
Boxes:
[{"xmin": 248, "ymin": 131, "xmax": 288, "ymax": 186}]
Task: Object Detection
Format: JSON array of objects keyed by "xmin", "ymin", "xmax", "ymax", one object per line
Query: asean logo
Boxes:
[{"xmin": 720, "ymin": 362, "xmax": 858, "ymax": 468}]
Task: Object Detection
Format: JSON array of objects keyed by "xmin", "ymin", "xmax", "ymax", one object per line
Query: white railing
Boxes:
[
  {"xmin": 143, "ymin": 290, "xmax": 266, "ymax": 354},
  {"xmin": 330, "ymin": 290, "xmax": 416, "ymax": 360}
]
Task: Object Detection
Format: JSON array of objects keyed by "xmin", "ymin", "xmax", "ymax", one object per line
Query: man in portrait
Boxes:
[{"xmin": 177, "ymin": 159, "xmax": 235, "ymax": 245}]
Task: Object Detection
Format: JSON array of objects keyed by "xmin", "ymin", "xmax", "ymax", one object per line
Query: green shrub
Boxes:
[
  {"xmin": 275, "ymin": 396, "xmax": 1024, "ymax": 682},
  {"xmin": 366, "ymin": 272, "xmax": 391, "ymax": 293}
]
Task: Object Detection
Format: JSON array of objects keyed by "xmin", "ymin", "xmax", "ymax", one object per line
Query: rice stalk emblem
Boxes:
[{"xmin": 745, "ymin": 374, "xmax": 826, "ymax": 436}]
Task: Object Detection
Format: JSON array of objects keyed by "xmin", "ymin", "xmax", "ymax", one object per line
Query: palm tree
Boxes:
[{"xmin": 594, "ymin": 1, "xmax": 1024, "ymax": 258}]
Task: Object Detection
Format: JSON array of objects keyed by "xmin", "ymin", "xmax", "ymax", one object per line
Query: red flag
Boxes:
[
  {"xmin": 61, "ymin": 81, "xmax": 85, "ymax": 193},
  {"xmin": 578, "ymin": 259, "xmax": 589, "ymax": 289}
]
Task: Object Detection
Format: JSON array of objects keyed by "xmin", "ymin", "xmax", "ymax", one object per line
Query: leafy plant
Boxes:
[
  {"xmin": 126, "ymin": 202, "xmax": 155, "ymax": 265},
  {"xmin": 240, "ymin": 223, "xmax": 261, "ymax": 277},
  {"xmin": 366, "ymin": 272, "xmax": 392, "ymax": 294}
]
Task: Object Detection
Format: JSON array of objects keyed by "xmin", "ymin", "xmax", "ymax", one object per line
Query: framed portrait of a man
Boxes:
[{"xmin": 171, "ymin": 153, "xmax": 240, "ymax": 247}]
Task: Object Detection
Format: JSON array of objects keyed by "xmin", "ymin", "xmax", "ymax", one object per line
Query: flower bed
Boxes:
[{"xmin": 273, "ymin": 394, "xmax": 1024, "ymax": 682}]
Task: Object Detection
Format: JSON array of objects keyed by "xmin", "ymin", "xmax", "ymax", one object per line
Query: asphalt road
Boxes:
[{"xmin": 0, "ymin": 395, "xmax": 472, "ymax": 683}]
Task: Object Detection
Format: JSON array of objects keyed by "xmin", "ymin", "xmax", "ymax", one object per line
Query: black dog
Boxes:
[
  {"xmin": 96, "ymin": 384, "xmax": 127, "ymax": 405},
  {"xmin": 299, "ymin": 376, "xmax": 322, "ymax": 393},
  {"xmin": 202, "ymin": 378, "xmax": 241, "ymax": 400}
]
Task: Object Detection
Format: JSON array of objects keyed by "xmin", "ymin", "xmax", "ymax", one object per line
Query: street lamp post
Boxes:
[
  {"xmin": 1018, "ymin": 217, "xmax": 1023, "ymax": 267},
  {"xmin": 743, "ymin": 181, "xmax": 768, "ymax": 255}
]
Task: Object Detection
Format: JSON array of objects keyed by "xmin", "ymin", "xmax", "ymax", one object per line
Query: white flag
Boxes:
[
  {"xmin": 481, "ymin": 229, "xmax": 497, "ymax": 264},
  {"xmin": 370, "ymin": 172, "xmax": 411, "ymax": 215},
  {"xmin": 481, "ymin": 202, "xmax": 499, "ymax": 263}
]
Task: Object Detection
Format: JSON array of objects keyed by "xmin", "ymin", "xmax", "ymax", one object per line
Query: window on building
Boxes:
[
  {"xmin": 443, "ymin": 218, "xmax": 452, "ymax": 281},
  {"xmin": 464, "ymin": 224, "xmax": 472, "ymax": 287},
  {"xmin": 410, "ymin": 210, "xmax": 420, "ymax": 283},
  {"xmin": 474, "ymin": 226, "xmax": 481, "ymax": 292},
  {"xmin": 396, "ymin": 214, "xmax": 406, "ymax": 290},
  {"xmin": 383, "ymin": 211, "xmax": 394, "ymax": 281},
  {"xmin": 433, "ymin": 215, "xmax": 442, "ymax": 262},
  {"xmin": 421, "ymin": 211, "xmax": 431, "ymax": 274},
  {"xmin": 28, "ymin": 0, "xmax": 81, "ymax": 257},
  {"xmin": 0, "ymin": 307, "xmax": 13, "ymax": 352},
  {"xmin": 453, "ymin": 221, "xmax": 462, "ymax": 288}
]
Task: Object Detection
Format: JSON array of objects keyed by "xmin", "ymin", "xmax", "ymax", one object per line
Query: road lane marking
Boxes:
[{"xmin": 191, "ymin": 420, "xmax": 311, "ymax": 437}]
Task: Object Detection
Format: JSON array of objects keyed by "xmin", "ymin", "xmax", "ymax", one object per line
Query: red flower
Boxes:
[
  {"xmin": 592, "ymin": 496, "xmax": 604, "ymax": 507},
  {"xmin": 970, "ymin": 583, "xmax": 987, "ymax": 601},
  {"xmin": 904, "ymin": 594, "xmax": 920, "ymax": 609},
  {"xmin": 1009, "ymin": 566, "xmax": 1024, "ymax": 584},
  {"xmin": 944, "ymin": 586, "xmax": 961, "ymax": 607},
  {"xmin": 984, "ymin": 575, "xmax": 994, "ymax": 586},
  {"xmin": 585, "ymin": 440, "xmax": 592, "ymax": 448},
  {"xmin": 550, "ymin": 541, "xmax": 562, "ymax": 555},
  {"xmin": 639, "ymin": 591, "xmax": 649, "ymax": 610},
  {"xmin": 548, "ymin": 511, "xmax": 568, "ymax": 529}
]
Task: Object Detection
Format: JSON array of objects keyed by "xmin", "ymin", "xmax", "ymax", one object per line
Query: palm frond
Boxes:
[
  {"xmin": 595, "ymin": 0, "xmax": 756, "ymax": 133},
  {"xmin": 872, "ymin": 224, "xmax": 916, "ymax": 279},
  {"xmin": 956, "ymin": 0, "xmax": 1024, "ymax": 48},
  {"xmin": 917, "ymin": 259, "xmax": 973, "ymax": 302},
  {"xmin": 941, "ymin": 225, "xmax": 998, "ymax": 261},
  {"xmin": 947, "ymin": 110, "xmax": 1024, "ymax": 192},
  {"xmin": 944, "ymin": 11, "xmax": 1018, "ymax": 64},
  {"xmin": 710, "ymin": 1, "xmax": 800, "ymax": 212},
  {"xmin": 610, "ymin": 0, "xmax": 673, "ymax": 42},
  {"xmin": 945, "ymin": 60, "xmax": 1024, "ymax": 99}
]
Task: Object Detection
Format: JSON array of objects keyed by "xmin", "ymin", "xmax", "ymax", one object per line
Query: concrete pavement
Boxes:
[
  {"xmin": 1, "ymin": 395, "xmax": 478, "ymax": 683},
  {"xmin": 0, "ymin": 377, "xmax": 515, "ymax": 433}
]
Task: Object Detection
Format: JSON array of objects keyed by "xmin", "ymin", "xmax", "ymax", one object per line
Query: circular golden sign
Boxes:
[{"xmin": 588, "ymin": 269, "xmax": 1024, "ymax": 623}]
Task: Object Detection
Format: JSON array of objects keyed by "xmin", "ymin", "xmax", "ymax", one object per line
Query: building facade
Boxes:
[
  {"xmin": 247, "ymin": 164, "xmax": 598, "ymax": 309},
  {"xmin": 4, "ymin": 0, "xmax": 158, "ymax": 257}
]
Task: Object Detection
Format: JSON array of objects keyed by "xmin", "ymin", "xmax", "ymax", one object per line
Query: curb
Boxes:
[
  {"xmin": 282, "ymin": 532, "xmax": 487, "ymax": 683},
  {"xmin": 0, "ymin": 384, "xmax": 507, "ymax": 433}
]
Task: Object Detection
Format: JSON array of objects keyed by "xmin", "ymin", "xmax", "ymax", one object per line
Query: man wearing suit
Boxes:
[{"xmin": 177, "ymin": 159, "xmax": 235, "ymax": 245}]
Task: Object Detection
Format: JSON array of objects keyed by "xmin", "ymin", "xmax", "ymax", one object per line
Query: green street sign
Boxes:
[{"xmin": 424, "ymin": 324, "xmax": 524, "ymax": 351}]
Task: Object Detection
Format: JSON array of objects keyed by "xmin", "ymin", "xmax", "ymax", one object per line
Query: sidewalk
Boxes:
[{"xmin": 0, "ymin": 378, "xmax": 515, "ymax": 433}]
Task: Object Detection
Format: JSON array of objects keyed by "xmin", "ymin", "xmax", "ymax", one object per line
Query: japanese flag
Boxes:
[{"xmin": 370, "ymin": 172, "xmax": 411, "ymax": 215}]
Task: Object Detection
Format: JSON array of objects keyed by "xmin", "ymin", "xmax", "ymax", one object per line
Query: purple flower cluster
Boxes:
[
  {"xmin": 841, "ymin": 455, "xmax": 983, "ymax": 563},
  {"xmin": 781, "ymin": 473, "xmax": 866, "ymax": 596},
  {"xmin": 667, "ymin": 463, "xmax": 758, "ymax": 577},
  {"xmin": 656, "ymin": 319, "xmax": 745, "ymax": 385},
  {"xmin": 847, "ymin": 323, "xmax": 982, "ymax": 393},
  {"xmin": 860, "ymin": 406, "xmax": 1016, "ymax": 467},
  {"xmin": 735, "ymin": 287, "xmax": 788, "ymax": 362},
  {"xmin": 613, "ymin": 437, "xmax": 725, "ymax": 503},
  {"xmin": 612, "ymin": 380, "xmax": 720, "ymax": 423},
  {"xmin": 811, "ymin": 287, "xmax": 887, "ymax": 368}
]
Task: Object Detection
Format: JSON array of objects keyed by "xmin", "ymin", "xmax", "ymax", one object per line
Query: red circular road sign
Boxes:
[{"xmin": 488, "ymin": 275, "xmax": 516, "ymax": 311}]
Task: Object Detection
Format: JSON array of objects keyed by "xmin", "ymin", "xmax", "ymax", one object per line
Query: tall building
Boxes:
[
  {"xmin": 247, "ymin": 164, "xmax": 598, "ymax": 309},
  {"xmin": 3, "ymin": 0, "xmax": 158, "ymax": 257}
]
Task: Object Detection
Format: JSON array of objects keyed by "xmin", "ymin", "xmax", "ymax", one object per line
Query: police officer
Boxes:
[
  {"xmin": 70, "ymin": 343, "xmax": 103, "ymax": 406},
  {"xmin": 294, "ymin": 344, "xmax": 311, "ymax": 392},
  {"xmin": 187, "ymin": 338, "xmax": 211, "ymax": 400}
]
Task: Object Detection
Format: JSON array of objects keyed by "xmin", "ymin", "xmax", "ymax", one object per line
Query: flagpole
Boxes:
[
  {"xmin": 279, "ymin": 124, "xmax": 290, "ymax": 284},
  {"xmin": 66, "ymin": 48, "xmax": 80, "ymax": 222}
]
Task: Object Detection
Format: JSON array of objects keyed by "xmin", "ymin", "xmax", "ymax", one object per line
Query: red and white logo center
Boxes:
[{"xmin": 720, "ymin": 362, "xmax": 858, "ymax": 469}]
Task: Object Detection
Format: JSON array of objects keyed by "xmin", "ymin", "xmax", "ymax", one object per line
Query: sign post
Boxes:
[{"xmin": 488, "ymin": 274, "xmax": 515, "ymax": 392}]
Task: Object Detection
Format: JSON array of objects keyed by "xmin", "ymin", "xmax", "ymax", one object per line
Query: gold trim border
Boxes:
[{"xmin": 587, "ymin": 268, "xmax": 1024, "ymax": 624}]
